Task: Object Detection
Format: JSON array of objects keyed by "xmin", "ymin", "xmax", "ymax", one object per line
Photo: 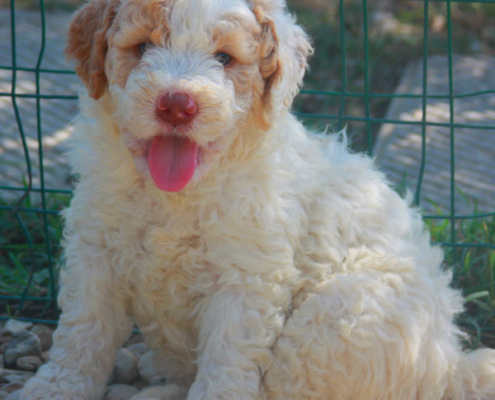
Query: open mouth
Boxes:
[
  {"xmin": 124, "ymin": 130, "xmax": 220, "ymax": 193},
  {"xmin": 146, "ymin": 134, "xmax": 200, "ymax": 192}
]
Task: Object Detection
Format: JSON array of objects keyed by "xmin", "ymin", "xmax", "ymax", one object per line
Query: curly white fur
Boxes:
[{"xmin": 20, "ymin": 0, "xmax": 495, "ymax": 399}]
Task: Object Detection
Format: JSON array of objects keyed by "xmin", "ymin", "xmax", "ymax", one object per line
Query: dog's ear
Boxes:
[
  {"xmin": 253, "ymin": 0, "xmax": 313, "ymax": 114},
  {"xmin": 65, "ymin": 0, "xmax": 120, "ymax": 99}
]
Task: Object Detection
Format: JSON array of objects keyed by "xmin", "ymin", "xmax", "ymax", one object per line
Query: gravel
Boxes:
[
  {"xmin": 4, "ymin": 331, "xmax": 41, "ymax": 367},
  {"xmin": 0, "ymin": 319, "xmax": 179, "ymax": 399},
  {"xmin": 15, "ymin": 356, "xmax": 43, "ymax": 372},
  {"xmin": 1, "ymin": 322, "xmax": 33, "ymax": 336},
  {"xmin": 113, "ymin": 348, "xmax": 139, "ymax": 384},
  {"xmin": 105, "ymin": 384, "xmax": 140, "ymax": 400}
]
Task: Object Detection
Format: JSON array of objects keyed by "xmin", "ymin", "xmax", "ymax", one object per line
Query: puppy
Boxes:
[{"xmin": 20, "ymin": 0, "xmax": 495, "ymax": 399}]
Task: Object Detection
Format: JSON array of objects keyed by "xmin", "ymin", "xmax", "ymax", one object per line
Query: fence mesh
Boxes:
[{"xmin": 0, "ymin": 0, "xmax": 494, "ymax": 341}]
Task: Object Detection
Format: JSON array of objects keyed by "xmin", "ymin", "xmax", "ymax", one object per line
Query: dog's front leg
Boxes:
[
  {"xmin": 187, "ymin": 286, "xmax": 282, "ymax": 400},
  {"xmin": 20, "ymin": 250, "xmax": 134, "ymax": 400}
]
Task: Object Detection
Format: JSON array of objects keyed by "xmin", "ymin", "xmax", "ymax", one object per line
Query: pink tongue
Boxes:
[{"xmin": 147, "ymin": 135, "xmax": 198, "ymax": 192}]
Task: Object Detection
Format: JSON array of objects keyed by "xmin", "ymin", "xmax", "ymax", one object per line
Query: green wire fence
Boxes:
[{"xmin": 0, "ymin": 0, "xmax": 494, "ymax": 343}]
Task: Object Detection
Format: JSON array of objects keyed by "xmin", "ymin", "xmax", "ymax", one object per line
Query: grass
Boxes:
[
  {"xmin": 0, "ymin": 191, "xmax": 70, "ymax": 320},
  {"xmin": 426, "ymin": 215, "xmax": 495, "ymax": 348}
]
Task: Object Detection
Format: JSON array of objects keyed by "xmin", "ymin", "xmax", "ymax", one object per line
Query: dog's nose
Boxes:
[{"xmin": 156, "ymin": 92, "xmax": 198, "ymax": 126}]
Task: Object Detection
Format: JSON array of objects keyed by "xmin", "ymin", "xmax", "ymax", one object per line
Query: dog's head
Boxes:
[{"xmin": 66, "ymin": 0, "xmax": 312, "ymax": 192}]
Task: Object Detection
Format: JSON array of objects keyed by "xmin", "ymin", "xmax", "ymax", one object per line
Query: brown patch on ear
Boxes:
[
  {"xmin": 66, "ymin": 0, "xmax": 121, "ymax": 99},
  {"xmin": 258, "ymin": 18, "xmax": 282, "ymax": 99},
  {"xmin": 251, "ymin": 5, "xmax": 282, "ymax": 130}
]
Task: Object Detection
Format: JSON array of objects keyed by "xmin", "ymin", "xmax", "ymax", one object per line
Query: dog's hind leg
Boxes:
[
  {"xmin": 445, "ymin": 348, "xmax": 495, "ymax": 400},
  {"xmin": 263, "ymin": 248, "xmax": 465, "ymax": 400}
]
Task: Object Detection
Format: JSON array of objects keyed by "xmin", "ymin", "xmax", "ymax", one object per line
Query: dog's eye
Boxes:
[
  {"xmin": 138, "ymin": 42, "xmax": 154, "ymax": 55},
  {"xmin": 215, "ymin": 52, "xmax": 233, "ymax": 66}
]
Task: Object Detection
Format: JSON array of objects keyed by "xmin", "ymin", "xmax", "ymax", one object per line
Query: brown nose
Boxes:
[{"xmin": 156, "ymin": 92, "xmax": 198, "ymax": 126}]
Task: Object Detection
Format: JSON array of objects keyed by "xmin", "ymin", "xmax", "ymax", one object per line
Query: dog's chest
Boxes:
[{"xmin": 128, "ymin": 225, "xmax": 217, "ymax": 346}]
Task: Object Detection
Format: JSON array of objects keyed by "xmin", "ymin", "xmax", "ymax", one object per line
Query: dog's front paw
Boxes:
[
  {"xmin": 19, "ymin": 376, "xmax": 85, "ymax": 400},
  {"xmin": 19, "ymin": 359, "xmax": 107, "ymax": 400}
]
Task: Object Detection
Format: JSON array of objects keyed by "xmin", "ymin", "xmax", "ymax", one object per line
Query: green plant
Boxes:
[
  {"xmin": 0, "ymin": 192, "xmax": 70, "ymax": 320},
  {"xmin": 425, "ymin": 211, "xmax": 495, "ymax": 348}
]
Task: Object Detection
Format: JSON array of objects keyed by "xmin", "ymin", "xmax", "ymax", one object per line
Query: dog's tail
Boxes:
[{"xmin": 445, "ymin": 348, "xmax": 495, "ymax": 400}]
